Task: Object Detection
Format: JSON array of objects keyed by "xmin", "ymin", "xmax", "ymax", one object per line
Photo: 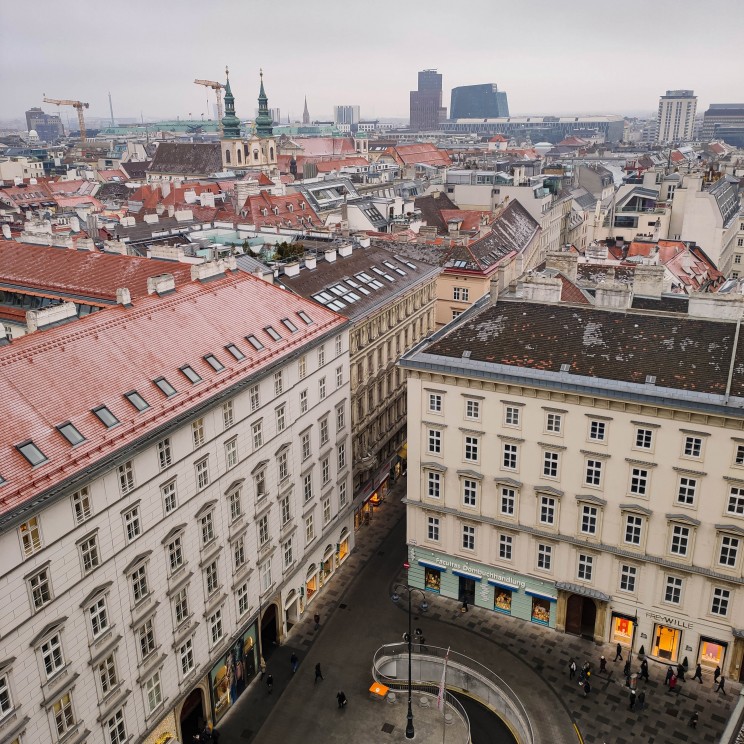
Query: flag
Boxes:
[{"xmin": 436, "ymin": 647, "xmax": 450, "ymax": 712}]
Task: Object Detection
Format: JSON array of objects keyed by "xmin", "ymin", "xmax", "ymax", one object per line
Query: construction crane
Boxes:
[
  {"xmin": 194, "ymin": 79, "xmax": 225, "ymax": 131},
  {"xmin": 43, "ymin": 96, "xmax": 90, "ymax": 143}
]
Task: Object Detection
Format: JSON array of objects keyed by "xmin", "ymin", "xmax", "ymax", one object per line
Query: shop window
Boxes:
[
  {"xmin": 652, "ymin": 624, "xmax": 681, "ymax": 662},
  {"xmin": 531, "ymin": 597, "xmax": 551, "ymax": 625},
  {"xmin": 494, "ymin": 588, "xmax": 512, "ymax": 614},
  {"xmin": 611, "ymin": 615, "xmax": 635, "ymax": 646},
  {"xmin": 424, "ymin": 566, "xmax": 441, "ymax": 592},
  {"xmin": 699, "ymin": 638, "xmax": 726, "ymax": 669}
]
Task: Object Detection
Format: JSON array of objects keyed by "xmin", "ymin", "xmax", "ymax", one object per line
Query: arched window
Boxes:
[
  {"xmin": 244, "ymin": 144, "xmax": 249, "ymax": 158},
  {"xmin": 253, "ymin": 150, "xmax": 259, "ymax": 161},
  {"xmin": 225, "ymin": 149, "xmax": 231, "ymax": 164},
  {"xmin": 269, "ymin": 147, "xmax": 274, "ymax": 160},
  {"xmin": 237, "ymin": 149, "xmax": 242, "ymax": 164}
]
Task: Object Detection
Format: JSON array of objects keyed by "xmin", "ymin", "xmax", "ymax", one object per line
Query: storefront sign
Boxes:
[
  {"xmin": 645, "ymin": 611, "xmax": 693, "ymax": 630},
  {"xmin": 431, "ymin": 557, "xmax": 527, "ymax": 589}
]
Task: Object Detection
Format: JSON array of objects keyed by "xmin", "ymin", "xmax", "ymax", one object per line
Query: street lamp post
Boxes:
[{"xmin": 392, "ymin": 584, "xmax": 428, "ymax": 740}]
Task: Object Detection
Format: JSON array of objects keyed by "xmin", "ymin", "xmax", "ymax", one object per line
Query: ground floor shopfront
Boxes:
[
  {"xmin": 353, "ymin": 444, "xmax": 406, "ymax": 531},
  {"xmin": 406, "ymin": 546, "xmax": 559, "ymax": 628}
]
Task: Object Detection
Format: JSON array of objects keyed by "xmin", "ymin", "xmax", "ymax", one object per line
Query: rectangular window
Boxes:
[
  {"xmin": 300, "ymin": 389, "xmax": 308, "ymax": 414},
  {"xmin": 499, "ymin": 534, "xmax": 513, "ymax": 560},
  {"xmin": 711, "ymin": 587, "xmax": 730, "ymax": 616},
  {"xmin": 428, "ymin": 429, "xmax": 442, "ymax": 455},
  {"xmin": 669, "ymin": 524, "xmax": 690, "ymax": 556},
  {"xmin": 629, "ymin": 468, "xmax": 648, "ymax": 496},
  {"xmin": 545, "ymin": 413, "xmax": 562, "ymax": 433},
  {"xmin": 427, "ymin": 471, "xmax": 441, "ymax": 499},
  {"xmin": 305, "ymin": 514, "xmax": 315, "ymax": 543},
  {"xmin": 0, "ymin": 673, "xmax": 12, "ymax": 717},
  {"xmin": 500, "ymin": 487, "xmax": 515, "ymax": 516},
  {"xmin": 131, "ymin": 564, "xmax": 149, "ymax": 603},
  {"xmin": 465, "ymin": 399, "xmax": 480, "ymax": 420},
  {"xmin": 303, "ymin": 473, "xmax": 313, "ymax": 503},
  {"xmin": 137, "ymin": 618, "xmax": 156, "ymax": 660},
  {"xmin": 323, "ymin": 497, "xmax": 332, "ymax": 525},
  {"xmin": 543, "ymin": 451, "xmax": 559, "ymax": 478},
  {"xmin": 321, "ymin": 456, "xmax": 330, "ymax": 485},
  {"xmin": 180, "ymin": 365, "xmax": 202, "ymax": 384},
  {"xmin": 258, "ymin": 515, "xmax": 269, "ymax": 546},
  {"xmin": 275, "ymin": 404, "xmax": 286, "ymax": 433},
  {"xmin": 180, "ymin": 639, "xmax": 195, "ymax": 676},
  {"xmin": 336, "ymin": 365, "xmax": 343, "ymax": 388},
  {"xmin": 677, "ymin": 476, "xmax": 696, "ymax": 505},
  {"xmin": 118, "ymin": 461, "xmax": 135, "ymax": 495},
  {"xmin": 93, "ymin": 406, "xmax": 119, "ymax": 428},
  {"xmin": 537, "ymin": 543, "xmax": 552, "ymax": 571},
  {"xmin": 585, "ymin": 459, "xmax": 602, "ymax": 486},
  {"xmin": 124, "ymin": 505, "xmax": 141, "ymax": 542},
  {"xmin": 195, "ymin": 457, "xmax": 210, "ymax": 490},
  {"xmin": 19, "ymin": 517, "xmax": 42, "ymax": 557},
  {"xmin": 463, "ymin": 479, "xmax": 478, "ymax": 507},
  {"xmin": 577, "ymin": 554, "xmax": 593, "ymax": 581},
  {"xmin": 453, "ymin": 287, "xmax": 469, "ymax": 301},
  {"xmin": 301, "ymin": 431, "xmax": 311, "ymax": 461},
  {"xmin": 727, "ymin": 486, "xmax": 744, "ymax": 515},
  {"xmin": 502, "ymin": 443, "xmax": 518, "ymax": 470},
  {"xmin": 98, "ymin": 653, "xmax": 118, "ymax": 696},
  {"xmin": 252, "ymin": 421, "xmax": 263, "ymax": 450},
  {"xmin": 80, "ymin": 534, "xmax": 100, "ymax": 573},
  {"xmin": 274, "ymin": 371, "xmax": 284, "ymax": 396},
  {"xmin": 167, "ymin": 535, "xmax": 183, "ymax": 573},
  {"xmin": 539, "ymin": 496, "xmax": 556, "ymax": 525},
  {"xmin": 154, "ymin": 377, "xmax": 177, "ymax": 397},
  {"xmin": 223, "ymin": 400, "xmax": 235, "ymax": 428},
  {"xmin": 226, "ymin": 344, "xmax": 245, "ymax": 362},
  {"xmin": 283, "ymin": 537, "xmax": 294, "ymax": 568},
  {"xmin": 683, "ymin": 436, "xmax": 702, "ymax": 458},
  {"xmin": 246, "ymin": 334, "xmax": 264, "ymax": 351},
  {"xmin": 52, "ymin": 692, "xmax": 75, "ymax": 738},
  {"xmin": 338, "ymin": 442, "xmax": 346, "ymax": 469},
  {"xmin": 464, "ymin": 435, "xmax": 479, "ymax": 462},
  {"xmin": 278, "ymin": 450, "xmax": 289, "ymax": 482},
  {"xmin": 427, "ymin": 516, "xmax": 440, "ymax": 541},
  {"xmin": 428, "ymin": 393, "xmax": 442, "ymax": 413},
  {"xmin": 735, "ymin": 445, "xmax": 744, "ymax": 466},
  {"xmin": 281, "ymin": 495, "xmax": 291, "ymax": 526},
  {"xmin": 298, "ymin": 355, "xmax": 307, "ymax": 380},
  {"xmin": 201, "ymin": 511, "xmax": 215, "ymax": 545},
  {"xmin": 580, "ymin": 505, "xmax": 598, "ymax": 535},
  {"xmin": 504, "ymin": 406, "xmax": 520, "ymax": 427},
  {"xmin": 719, "ymin": 535, "xmax": 739, "ymax": 567},
  {"xmin": 209, "ymin": 609, "xmax": 223, "ymax": 646},
  {"xmin": 260, "ymin": 558, "xmax": 273, "ymax": 593},
  {"xmin": 72, "ymin": 487, "xmax": 92, "ymax": 524},
  {"xmin": 41, "ymin": 633, "xmax": 64, "ymax": 678},
  {"xmin": 462, "ymin": 524, "xmax": 475, "ymax": 551},
  {"xmin": 335, "ymin": 334, "xmax": 342, "ymax": 356},
  {"xmin": 588, "ymin": 420, "xmax": 606, "ymax": 441},
  {"xmin": 237, "ymin": 583, "xmax": 249, "ymax": 618},
  {"xmin": 205, "ymin": 560, "xmax": 219, "ymax": 596},
  {"xmin": 619, "ymin": 564, "xmax": 637, "ymax": 593},
  {"xmin": 319, "ymin": 417, "xmax": 329, "ymax": 446},
  {"xmin": 29, "ymin": 567, "xmax": 52, "ymax": 610},
  {"xmin": 318, "ymin": 346, "xmax": 326, "ymax": 366},
  {"xmin": 319, "ymin": 377, "xmax": 326, "ymax": 400},
  {"xmin": 250, "ymin": 384, "xmax": 260, "ymax": 412},
  {"xmin": 336, "ymin": 405, "xmax": 346, "ymax": 432},
  {"xmin": 664, "ymin": 575, "xmax": 682, "ymax": 604},
  {"xmin": 192, "ymin": 418, "xmax": 205, "ymax": 447},
  {"xmin": 624, "ymin": 514, "xmax": 642, "ymax": 545},
  {"xmin": 225, "ymin": 437, "xmax": 238, "ymax": 469},
  {"xmin": 255, "ymin": 469, "xmax": 266, "ymax": 500},
  {"xmin": 170, "ymin": 587, "xmax": 188, "ymax": 628},
  {"xmin": 339, "ymin": 480, "xmax": 348, "ymax": 508},
  {"xmin": 157, "ymin": 438, "xmax": 172, "ymax": 470},
  {"xmin": 89, "ymin": 596, "xmax": 109, "ymax": 637},
  {"xmin": 635, "ymin": 428, "xmax": 653, "ymax": 449}
]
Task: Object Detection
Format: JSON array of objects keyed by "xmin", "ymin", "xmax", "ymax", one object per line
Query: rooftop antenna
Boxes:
[{"xmin": 108, "ymin": 92, "xmax": 115, "ymax": 126}]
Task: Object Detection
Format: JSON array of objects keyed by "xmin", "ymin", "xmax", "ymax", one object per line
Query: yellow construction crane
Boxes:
[
  {"xmin": 43, "ymin": 96, "xmax": 90, "ymax": 143},
  {"xmin": 194, "ymin": 79, "xmax": 225, "ymax": 131}
]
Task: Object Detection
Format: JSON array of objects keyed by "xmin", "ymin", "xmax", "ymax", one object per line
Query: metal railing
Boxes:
[{"xmin": 373, "ymin": 642, "xmax": 534, "ymax": 744}]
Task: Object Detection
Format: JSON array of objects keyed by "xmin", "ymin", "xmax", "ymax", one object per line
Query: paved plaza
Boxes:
[{"xmin": 216, "ymin": 475, "xmax": 740, "ymax": 744}]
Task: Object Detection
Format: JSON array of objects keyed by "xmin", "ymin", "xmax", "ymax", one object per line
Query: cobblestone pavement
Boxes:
[{"xmin": 216, "ymin": 476, "xmax": 740, "ymax": 744}]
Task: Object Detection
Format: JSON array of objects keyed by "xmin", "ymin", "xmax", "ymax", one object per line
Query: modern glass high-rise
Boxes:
[
  {"xmin": 410, "ymin": 69, "xmax": 446, "ymax": 131},
  {"xmin": 334, "ymin": 105, "xmax": 360, "ymax": 126},
  {"xmin": 450, "ymin": 84, "xmax": 510, "ymax": 119},
  {"xmin": 25, "ymin": 107, "xmax": 64, "ymax": 142},
  {"xmin": 656, "ymin": 90, "xmax": 697, "ymax": 144}
]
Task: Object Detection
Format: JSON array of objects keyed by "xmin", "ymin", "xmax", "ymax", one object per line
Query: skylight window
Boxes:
[
  {"xmin": 297, "ymin": 311, "xmax": 313, "ymax": 325},
  {"xmin": 180, "ymin": 365, "xmax": 202, "ymax": 384},
  {"xmin": 154, "ymin": 377, "xmax": 177, "ymax": 397},
  {"xmin": 328, "ymin": 300, "xmax": 346, "ymax": 311},
  {"xmin": 400, "ymin": 258, "xmax": 417, "ymax": 270},
  {"xmin": 369, "ymin": 279, "xmax": 384, "ymax": 289},
  {"xmin": 93, "ymin": 406, "xmax": 120, "ymax": 428},
  {"xmin": 17, "ymin": 440, "xmax": 48, "ymax": 466},
  {"xmin": 282, "ymin": 318, "xmax": 299, "ymax": 333},
  {"xmin": 57, "ymin": 422, "xmax": 85, "ymax": 445},
  {"xmin": 265, "ymin": 326, "xmax": 282, "ymax": 341},
  {"xmin": 313, "ymin": 292, "xmax": 333, "ymax": 305},
  {"xmin": 356, "ymin": 286, "xmax": 371, "ymax": 295},
  {"xmin": 125, "ymin": 391, "xmax": 150, "ymax": 411},
  {"xmin": 226, "ymin": 344, "xmax": 245, "ymax": 361},
  {"xmin": 246, "ymin": 335, "xmax": 265, "ymax": 350},
  {"xmin": 204, "ymin": 354, "xmax": 225, "ymax": 372},
  {"xmin": 0, "ymin": 474, "xmax": 5, "ymax": 486},
  {"xmin": 357, "ymin": 272, "xmax": 373, "ymax": 282}
]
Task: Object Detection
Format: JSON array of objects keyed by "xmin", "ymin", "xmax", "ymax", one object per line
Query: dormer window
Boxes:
[
  {"xmin": 125, "ymin": 391, "xmax": 150, "ymax": 411},
  {"xmin": 204, "ymin": 354, "xmax": 225, "ymax": 372},
  {"xmin": 57, "ymin": 422, "xmax": 85, "ymax": 446},
  {"xmin": 154, "ymin": 377, "xmax": 177, "ymax": 397},
  {"xmin": 246, "ymin": 335, "xmax": 264, "ymax": 350},
  {"xmin": 265, "ymin": 326, "xmax": 282, "ymax": 341},
  {"xmin": 226, "ymin": 344, "xmax": 245, "ymax": 361},
  {"xmin": 93, "ymin": 406, "xmax": 119, "ymax": 428},
  {"xmin": 272, "ymin": 206, "xmax": 279, "ymax": 216},
  {"xmin": 282, "ymin": 318, "xmax": 298, "ymax": 333},
  {"xmin": 17, "ymin": 440, "xmax": 48, "ymax": 466},
  {"xmin": 300, "ymin": 202, "xmax": 306, "ymax": 211},
  {"xmin": 180, "ymin": 365, "xmax": 202, "ymax": 384},
  {"xmin": 297, "ymin": 311, "xmax": 313, "ymax": 325},
  {"xmin": 288, "ymin": 204, "xmax": 294, "ymax": 213},
  {"xmin": 261, "ymin": 208, "xmax": 268, "ymax": 217}
]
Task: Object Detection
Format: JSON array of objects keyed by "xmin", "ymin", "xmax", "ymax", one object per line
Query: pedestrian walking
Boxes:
[
  {"xmin": 599, "ymin": 656, "xmax": 607, "ymax": 674},
  {"xmin": 290, "ymin": 653, "xmax": 299, "ymax": 674},
  {"xmin": 692, "ymin": 663, "xmax": 703, "ymax": 683},
  {"xmin": 314, "ymin": 613, "xmax": 320, "ymax": 631},
  {"xmin": 669, "ymin": 673, "xmax": 678, "ymax": 694},
  {"xmin": 714, "ymin": 665, "xmax": 721, "ymax": 684},
  {"xmin": 677, "ymin": 663, "xmax": 686, "ymax": 682},
  {"xmin": 569, "ymin": 658, "xmax": 577, "ymax": 679},
  {"xmin": 461, "ymin": 598, "xmax": 469, "ymax": 613},
  {"xmin": 688, "ymin": 711, "xmax": 699, "ymax": 729},
  {"xmin": 623, "ymin": 659, "xmax": 631, "ymax": 683},
  {"xmin": 583, "ymin": 680, "xmax": 591, "ymax": 697},
  {"xmin": 614, "ymin": 642, "xmax": 623, "ymax": 662},
  {"xmin": 629, "ymin": 689, "xmax": 636, "ymax": 710},
  {"xmin": 640, "ymin": 658, "xmax": 649, "ymax": 681},
  {"xmin": 637, "ymin": 690, "xmax": 646, "ymax": 711},
  {"xmin": 314, "ymin": 663, "xmax": 324, "ymax": 683},
  {"xmin": 336, "ymin": 690, "xmax": 347, "ymax": 708},
  {"xmin": 715, "ymin": 676, "xmax": 726, "ymax": 694},
  {"xmin": 266, "ymin": 674, "xmax": 273, "ymax": 694},
  {"xmin": 664, "ymin": 666, "xmax": 674, "ymax": 686},
  {"xmin": 259, "ymin": 658, "xmax": 266, "ymax": 680}
]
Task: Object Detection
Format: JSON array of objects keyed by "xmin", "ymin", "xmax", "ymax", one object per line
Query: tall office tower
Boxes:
[
  {"xmin": 656, "ymin": 90, "xmax": 697, "ymax": 144},
  {"xmin": 409, "ymin": 69, "xmax": 447, "ymax": 131},
  {"xmin": 450, "ymin": 84, "xmax": 510, "ymax": 119},
  {"xmin": 333, "ymin": 105, "xmax": 361, "ymax": 126},
  {"xmin": 25, "ymin": 107, "xmax": 64, "ymax": 142},
  {"xmin": 701, "ymin": 103, "xmax": 744, "ymax": 143}
]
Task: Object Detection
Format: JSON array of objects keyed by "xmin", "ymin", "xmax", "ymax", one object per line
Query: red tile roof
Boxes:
[
  {"xmin": 240, "ymin": 191, "xmax": 320, "ymax": 229},
  {"xmin": 384, "ymin": 144, "xmax": 451, "ymax": 168},
  {"xmin": 439, "ymin": 209, "xmax": 490, "ymax": 233},
  {"xmin": 286, "ymin": 137, "xmax": 356, "ymax": 157},
  {"xmin": 0, "ymin": 270, "xmax": 346, "ymax": 514},
  {"xmin": 0, "ymin": 239, "xmax": 194, "ymax": 303},
  {"xmin": 96, "ymin": 169, "xmax": 128, "ymax": 183}
]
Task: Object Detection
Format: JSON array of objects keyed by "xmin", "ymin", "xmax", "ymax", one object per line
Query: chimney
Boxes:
[
  {"xmin": 632, "ymin": 264, "xmax": 666, "ymax": 298},
  {"xmin": 144, "ymin": 213, "xmax": 159, "ymax": 224},
  {"xmin": 489, "ymin": 278, "xmax": 499, "ymax": 304},
  {"xmin": 191, "ymin": 257, "xmax": 236, "ymax": 282},
  {"xmin": 688, "ymin": 294, "xmax": 744, "ymax": 321},
  {"xmin": 146, "ymin": 273, "xmax": 175, "ymax": 295},
  {"xmin": 284, "ymin": 261, "xmax": 300, "ymax": 277},
  {"xmin": 521, "ymin": 276, "xmax": 562, "ymax": 303},
  {"xmin": 167, "ymin": 205, "xmax": 175, "ymax": 218},
  {"xmin": 595, "ymin": 280, "xmax": 632, "ymax": 309},
  {"xmin": 324, "ymin": 249, "xmax": 337, "ymax": 263},
  {"xmin": 304, "ymin": 255, "xmax": 317, "ymax": 270},
  {"xmin": 545, "ymin": 251, "xmax": 578, "ymax": 282},
  {"xmin": 116, "ymin": 287, "xmax": 132, "ymax": 305},
  {"xmin": 338, "ymin": 243, "xmax": 353, "ymax": 257},
  {"xmin": 174, "ymin": 209, "xmax": 193, "ymax": 222},
  {"xmin": 26, "ymin": 302, "xmax": 77, "ymax": 333}
]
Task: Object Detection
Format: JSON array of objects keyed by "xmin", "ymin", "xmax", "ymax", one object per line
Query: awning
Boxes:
[
  {"xmin": 488, "ymin": 579, "xmax": 520, "ymax": 591},
  {"xmin": 452, "ymin": 570, "xmax": 482, "ymax": 582},
  {"xmin": 525, "ymin": 590, "xmax": 557, "ymax": 602},
  {"xmin": 556, "ymin": 582, "xmax": 611, "ymax": 602},
  {"xmin": 418, "ymin": 560, "xmax": 443, "ymax": 570}
]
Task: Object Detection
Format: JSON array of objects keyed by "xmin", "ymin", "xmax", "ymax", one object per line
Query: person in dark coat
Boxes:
[
  {"xmin": 614, "ymin": 643, "xmax": 623, "ymax": 661},
  {"xmin": 314, "ymin": 663, "xmax": 324, "ymax": 683},
  {"xmin": 715, "ymin": 676, "xmax": 726, "ymax": 694},
  {"xmin": 623, "ymin": 659, "xmax": 631, "ymax": 682},
  {"xmin": 599, "ymin": 656, "xmax": 607, "ymax": 674},
  {"xmin": 637, "ymin": 690, "xmax": 646, "ymax": 711},
  {"xmin": 290, "ymin": 653, "xmax": 299, "ymax": 674},
  {"xmin": 692, "ymin": 663, "xmax": 703, "ymax": 683},
  {"xmin": 640, "ymin": 658, "xmax": 649, "ymax": 681},
  {"xmin": 337, "ymin": 690, "xmax": 347, "ymax": 708},
  {"xmin": 629, "ymin": 689, "xmax": 636, "ymax": 710},
  {"xmin": 714, "ymin": 665, "xmax": 721, "ymax": 683},
  {"xmin": 569, "ymin": 658, "xmax": 577, "ymax": 679},
  {"xmin": 583, "ymin": 680, "xmax": 591, "ymax": 697},
  {"xmin": 665, "ymin": 666, "xmax": 674, "ymax": 686},
  {"xmin": 688, "ymin": 711, "xmax": 699, "ymax": 728},
  {"xmin": 677, "ymin": 663, "xmax": 686, "ymax": 682}
]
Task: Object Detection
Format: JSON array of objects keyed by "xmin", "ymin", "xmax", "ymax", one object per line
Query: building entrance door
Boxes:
[
  {"xmin": 261, "ymin": 603, "xmax": 278, "ymax": 659},
  {"xmin": 459, "ymin": 577, "xmax": 475, "ymax": 607},
  {"xmin": 179, "ymin": 687, "xmax": 205, "ymax": 743},
  {"xmin": 565, "ymin": 594, "xmax": 596, "ymax": 638}
]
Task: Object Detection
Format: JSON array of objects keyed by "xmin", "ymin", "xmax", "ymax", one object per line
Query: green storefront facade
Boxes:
[{"xmin": 408, "ymin": 545, "xmax": 558, "ymax": 628}]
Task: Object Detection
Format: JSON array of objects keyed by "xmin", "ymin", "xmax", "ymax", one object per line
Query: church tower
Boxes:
[
  {"xmin": 255, "ymin": 70, "xmax": 274, "ymax": 138},
  {"xmin": 302, "ymin": 96, "xmax": 310, "ymax": 125},
  {"xmin": 220, "ymin": 67, "xmax": 245, "ymax": 169}
]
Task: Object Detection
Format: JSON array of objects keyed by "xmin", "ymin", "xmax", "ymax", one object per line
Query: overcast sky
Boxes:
[{"xmin": 2, "ymin": 0, "xmax": 743, "ymax": 124}]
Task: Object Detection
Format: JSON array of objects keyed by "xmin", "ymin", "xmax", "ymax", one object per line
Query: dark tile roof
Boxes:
[
  {"xmin": 369, "ymin": 239, "xmax": 450, "ymax": 267},
  {"xmin": 414, "ymin": 193, "xmax": 458, "ymax": 234},
  {"xmin": 631, "ymin": 294, "xmax": 690, "ymax": 313},
  {"xmin": 148, "ymin": 143, "xmax": 222, "ymax": 176},
  {"xmin": 120, "ymin": 160, "xmax": 152, "ymax": 179},
  {"xmin": 423, "ymin": 299, "xmax": 744, "ymax": 397}
]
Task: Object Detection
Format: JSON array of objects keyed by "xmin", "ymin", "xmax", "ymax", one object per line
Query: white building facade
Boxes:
[{"xmin": 656, "ymin": 90, "xmax": 697, "ymax": 144}]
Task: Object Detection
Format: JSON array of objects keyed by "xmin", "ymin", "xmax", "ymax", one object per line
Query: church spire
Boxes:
[
  {"xmin": 302, "ymin": 96, "xmax": 310, "ymax": 125},
  {"xmin": 221, "ymin": 66, "xmax": 241, "ymax": 139},
  {"xmin": 255, "ymin": 68, "xmax": 273, "ymax": 138}
]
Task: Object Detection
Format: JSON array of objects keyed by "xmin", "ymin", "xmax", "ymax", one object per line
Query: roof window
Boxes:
[
  {"xmin": 297, "ymin": 311, "xmax": 313, "ymax": 325},
  {"xmin": 226, "ymin": 344, "xmax": 245, "ymax": 361},
  {"xmin": 93, "ymin": 406, "xmax": 120, "ymax": 428},
  {"xmin": 154, "ymin": 377, "xmax": 177, "ymax": 397},
  {"xmin": 246, "ymin": 335, "xmax": 265, "ymax": 350},
  {"xmin": 282, "ymin": 318, "xmax": 299, "ymax": 333},
  {"xmin": 180, "ymin": 365, "xmax": 202, "ymax": 384},
  {"xmin": 125, "ymin": 391, "xmax": 150, "ymax": 411},
  {"xmin": 265, "ymin": 326, "xmax": 282, "ymax": 341},
  {"xmin": 0, "ymin": 474, "xmax": 5, "ymax": 486},
  {"xmin": 57, "ymin": 422, "xmax": 85, "ymax": 446},
  {"xmin": 17, "ymin": 440, "xmax": 48, "ymax": 466},
  {"xmin": 204, "ymin": 354, "xmax": 225, "ymax": 372}
]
